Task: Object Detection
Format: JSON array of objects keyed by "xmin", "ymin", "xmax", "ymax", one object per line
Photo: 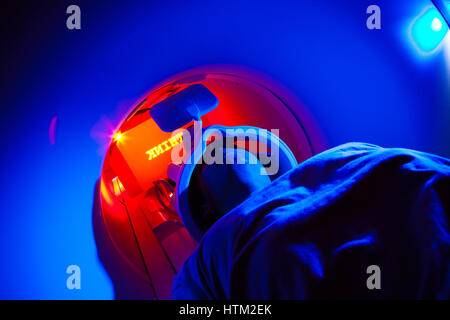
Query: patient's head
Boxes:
[{"xmin": 189, "ymin": 147, "xmax": 271, "ymax": 232}]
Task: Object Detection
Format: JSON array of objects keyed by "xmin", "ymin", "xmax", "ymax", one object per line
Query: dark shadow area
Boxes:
[{"xmin": 92, "ymin": 180, "xmax": 155, "ymax": 299}]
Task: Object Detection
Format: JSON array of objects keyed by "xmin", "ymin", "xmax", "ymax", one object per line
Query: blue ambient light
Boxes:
[{"xmin": 411, "ymin": 7, "xmax": 449, "ymax": 53}]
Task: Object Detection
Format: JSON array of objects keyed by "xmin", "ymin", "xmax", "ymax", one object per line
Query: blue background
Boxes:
[{"xmin": 0, "ymin": 0, "xmax": 448, "ymax": 299}]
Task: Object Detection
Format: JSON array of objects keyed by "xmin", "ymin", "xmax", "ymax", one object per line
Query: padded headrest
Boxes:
[{"xmin": 169, "ymin": 125, "xmax": 298, "ymax": 241}]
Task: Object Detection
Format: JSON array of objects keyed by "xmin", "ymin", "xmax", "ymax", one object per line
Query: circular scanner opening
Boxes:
[{"xmin": 97, "ymin": 67, "xmax": 325, "ymax": 298}]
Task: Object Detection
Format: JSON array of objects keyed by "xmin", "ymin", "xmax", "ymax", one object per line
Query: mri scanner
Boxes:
[
  {"xmin": 95, "ymin": 1, "xmax": 450, "ymax": 300},
  {"xmin": 1, "ymin": 0, "xmax": 450, "ymax": 300},
  {"xmin": 97, "ymin": 67, "xmax": 327, "ymax": 299}
]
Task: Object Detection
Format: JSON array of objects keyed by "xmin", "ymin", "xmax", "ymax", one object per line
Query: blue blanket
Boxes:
[{"xmin": 172, "ymin": 143, "xmax": 450, "ymax": 299}]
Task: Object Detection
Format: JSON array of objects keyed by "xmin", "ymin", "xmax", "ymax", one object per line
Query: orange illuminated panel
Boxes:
[{"xmin": 116, "ymin": 119, "xmax": 183, "ymax": 193}]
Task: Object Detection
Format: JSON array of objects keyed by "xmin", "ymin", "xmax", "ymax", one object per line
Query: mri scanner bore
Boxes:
[
  {"xmin": 98, "ymin": 70, "xmax": 323, "ymax": 299},
  {"xmin": 98, "ymin": 66, "xmax": 450, "ymax": 300}
]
